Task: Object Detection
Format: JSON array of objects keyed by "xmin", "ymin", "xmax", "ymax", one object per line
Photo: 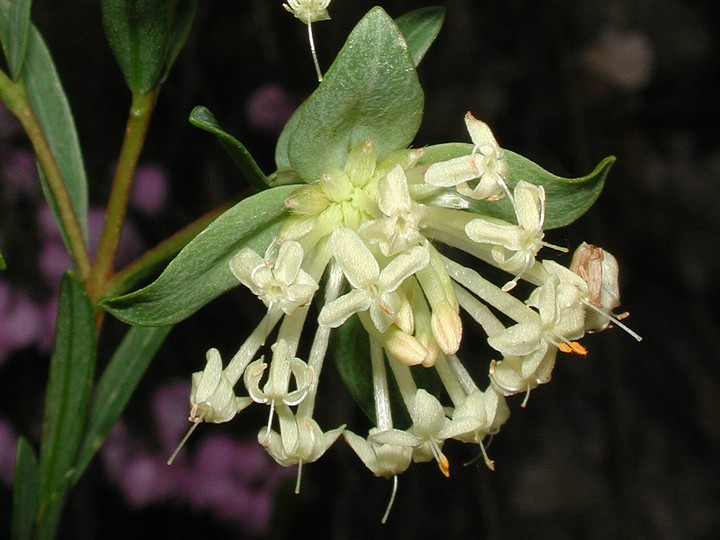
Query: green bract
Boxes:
[{"xmin": 277, "ymin": 7, "xmax": 424, "ymax": 181}]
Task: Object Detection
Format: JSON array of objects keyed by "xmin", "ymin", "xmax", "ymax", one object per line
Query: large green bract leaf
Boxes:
[
  {"xmin": 12, "ymin": 438, "xmax": 39, "ymax": 540},
  {"xmin": 274, "ymin": 7, "xmax": 439, "ymax": 177},
  {"xmin": 419, "ymin": 143, "xmax": 614, "ymax": 230},
  {"xmin": 0, "ymin": 0, "xmax": 89, "ymax": 243},
  {"xmin": 190, "ymin": 106, "xmax": 269, "ymax": 190},
  {"xmin": 37, "ymin": 273, "xmax": 96, "ymax": 539},
  {"xmin": 282, "ymin": 7, "xmax": 424, "ymax": 182},
  {"xmin": 394, "ymin": 6, "xmax": 445, "ymax": 67},
  {"xmin": 102, "ymin": 185, "xmax": 299, "ymax": 326},
  {"xmin": 72, "ymin": 325, "xmax": 172, "ymax": 484},
  {"xmin": 101, "ymin": 0, "xmax": 197, "ymax": 93}
]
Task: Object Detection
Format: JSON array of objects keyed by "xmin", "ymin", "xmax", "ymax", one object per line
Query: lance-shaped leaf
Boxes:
[
  {"xmin": 0, "ymin": 0, "xmax": 32, "ymax": 81},
  {"xmin": 274, "ymin": 7, "xmax": 437, "ymax": 176},
  {"xmin": 0, "ymin": 0, "xmax": 88, "ymax": 242},
  {"xmin": 36, "ymin": 273, "xmax": 96, "ymax": 539},
  {"xmin": 101, "ymin": 0, "xmax": 198, "ymax": 94},
  {"xmin": 102, "ymin": 185, "xmax": 298, "ymax": 326},
  {"xmin": 190, "ymin": 106, "xmax": 268, "ymax": 191},
  {"xmin": 419, "ymin": 143, "xmax": 614, "ymax": 230},
  {"xmin": 72, "ymin": 325, "xmax": 172, "ymax": 484},
  {"xmin": 12, "ymin": 438, "xmax": 39, "ymax": 540},
  {"xmin": 394, "ymin": 6, "xmax": 445, "ymax": 67},
  {"xmin": 0, "ymin": 251, "xmax": 5, "ymax": 270},
  {"xmin": 282, "ymin": 7, "xmax": 423, "ymax": 182}
]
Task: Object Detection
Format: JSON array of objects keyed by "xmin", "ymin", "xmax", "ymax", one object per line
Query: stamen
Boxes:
[
  {"xmin": 479, "ymin": 440, "xmax": 495, "ymax": 471},
  {"xmin": 585, "ymin": 302, "xmax": 643, "ymax": 342},
  {"xmin": 381, "ymin": 475, "xmax": 399, "ymax": 524},
  {"xmin": 438, "ymin": 452, "xmax": 451, "ymax": 478},
  {"xmin": 520, "ymin": 386, "xmax": 531, "ymax": 408},
  {"xmin": 295, "ymin": 460, "xmax": 304, "ymax": 494},
  {"xmin": 167, "ymin": 411, "xmax": 205, "ymax": 465},
  {"xmin": 463, "ymin": 437, "xmax": 495, "ymax": 471},
  {"xmin": 264, "ymin": 400, "xmax": 276, "ymax": 444}
]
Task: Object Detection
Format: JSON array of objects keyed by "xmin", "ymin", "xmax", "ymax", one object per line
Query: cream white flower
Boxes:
[
  {"xmin": 425, "ymin": 112, "xmax": 509, "ymax": 200},
  {"xmin": 488, "ymin": 275, "xmax": 586, "ymax": 402},
  {"xmin": 359, "ymin": 165, "xmax": 429, "ymax": 256},
  {"xmin": 343, "ymin": 428, "xmax": 413, "ymax": 478},
  {"xmin": 318, "ymin": 227, "xmax": 430, "ymax": 332},
  {"xmin": 189, "ymin": 348, "xmax": 252, "ymax": 423},
  {"xmin": 260, "ymin": 402, "xmax": 344, "ymax": 494},
  {"xmin": 282, "ymin": 0, "xmax": 331, "ymax": 23},
  {"xmin": 371, "ymin": 389, "xmax": 452, "ymax": 476},
  {"xmin": 229, "ymin": 241, "xmax": 318, "ymax": 315},
  {"xmin": 465, "ymin": 180, "xmax": 550, "ymax": 290}
]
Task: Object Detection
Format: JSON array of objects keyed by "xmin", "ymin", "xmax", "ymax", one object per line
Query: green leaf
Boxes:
[
  {"xmin": 0, "ymin": 0, "xmax": 32, "ymax": 81},
  {"xmin": 0, "ymin": 251, "xmax": 6, "ymax": 270},
  {"xmin": 101, "ymin": 0, "xmax": 198, "ymax": 93},
  {"xmin": 158, "ymin": 0, "xmax": 197, "ymax": 85},
  {"xmin": 274, "ymin": 8, "xmax": 438, "ymax": 175},
  {"xmin": 283, "ymin": 7, "xmax": 424, "ymax": 181},
  {"xmin": 394, "ymin": 6, "xmax": 445, "ymax": 67},
  {"xmin": 72, "ymin": 325, "xmax": 172, "ymax": 484},
  {"xmin": 189, "ymin": 106, "xmax": 269, "ymax": 190},
  {"xmin": 102, "ymin": 185, "xmax": 298, "ymax": 326},
  {"xmin": 36, "ymin": 273, "xmax": 96, "ymax": 539},
  {"xmin": 11, "ymin": 438, "xmax": 39, "ymax": 540},
  {"xmin": 0, "ymin": 0, "xmax": 89, "ymax": 241},
  {"xmin": 419, "ymin": 143, "xmax": 613, "ymax": 229}
]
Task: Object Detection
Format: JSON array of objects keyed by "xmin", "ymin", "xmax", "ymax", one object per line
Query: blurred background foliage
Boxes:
[{"xmin": 1, "ymin": 0, "xmax": 719, "ymax": 538}]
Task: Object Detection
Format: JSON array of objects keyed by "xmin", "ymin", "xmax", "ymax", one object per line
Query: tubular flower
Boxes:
[{"xmin": 176, "ymin": 115, "xmax": 635, "ymax": 518}]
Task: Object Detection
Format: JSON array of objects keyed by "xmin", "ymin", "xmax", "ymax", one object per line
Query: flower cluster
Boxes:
[{"xmin": 181, "ymin": 112, "xmax": 640, "ymax": 516}]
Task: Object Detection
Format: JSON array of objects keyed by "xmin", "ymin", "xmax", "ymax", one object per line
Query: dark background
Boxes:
[{"xmin": 2, "ymin": 1, "xmax": 719, "ymax": 538}]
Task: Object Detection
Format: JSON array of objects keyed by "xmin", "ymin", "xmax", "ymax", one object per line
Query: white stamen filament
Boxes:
[
  {"xmin": 381, "ymin": 475, "xmax": 399, "ymax": 524},
  {"xmin": 167, "ymin": 411, "xmax": 205, "ymax": 465}
]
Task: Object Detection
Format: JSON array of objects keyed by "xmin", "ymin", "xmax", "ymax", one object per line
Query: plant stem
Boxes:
[
  {"xmin": 0, "ymin": 69, "xmax": 91, "ymax": 279},
  {"xmin": 86, "ymin": 90, "xmax": 157, "ymax": 302}
]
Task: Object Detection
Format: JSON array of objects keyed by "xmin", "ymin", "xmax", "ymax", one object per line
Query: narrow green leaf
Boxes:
[
  {"xmin": 72, "ymin": 325, "xmax": 172, "ymax": 484},
  {"xmin": 11, "ymin": 438, "xmax": 39, "ymax": 540},
  {"xmin": 395, "ymin": 6, "xmax": 445, "ymax": 67},
  {"xmin": 284, "ymin": 7, "xmax": 423, "ymax": 181},
  {"xmin": 36, "ymin": 273, "xmax": 96, "ymax": 539},
  {"xmin": 190, "ymin": 106, "xmax": 269, "ymax": 190},
  {"xmin": 419, "ymin": 143, "xmax": 613, "ymax": 229},
  {"xmin": 101, "ymin": 0, "xmax": 197, "ymax": 93},
  {"xmin": 158, "ymin": 0, "xmax": 198, "ymax": 84},
  {"xmin": 0, "ymin": 0, "xmax": 32, "ymax": 80},
  {"xmin": 101, "ymin": 185, "xmax": 298, "ymax": 326},
  {"xmin": 0, "ymin": 0, "xmax": 88, "ymax": 241},
  {"xmin": 0, "ymin": 251, "xmax": 6, "ymax": 270}
]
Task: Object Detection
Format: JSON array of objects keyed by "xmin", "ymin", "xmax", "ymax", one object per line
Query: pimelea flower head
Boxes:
[{"xmin": 111, "ymin": 7, "xmax": 639, "ymax": 523}]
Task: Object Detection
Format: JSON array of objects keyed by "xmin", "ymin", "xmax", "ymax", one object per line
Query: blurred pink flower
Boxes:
[
  {"xmin": 246, "ymin": 83, "xmax": 297, "ymax": 135},
  {"xmin": 131, "ymin": 164, "xmax": 169, "ymax": 217},
  {"xmin": 0, "ymin": 281, "xmax": 43, "ymax": 364},
  {"xmin": 0, "ymin": 418, "xmax": 18, "ymax": 485},
  {"xmin": 1, "ymin": 149, "xmax": 39, "ymax": 200}
]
